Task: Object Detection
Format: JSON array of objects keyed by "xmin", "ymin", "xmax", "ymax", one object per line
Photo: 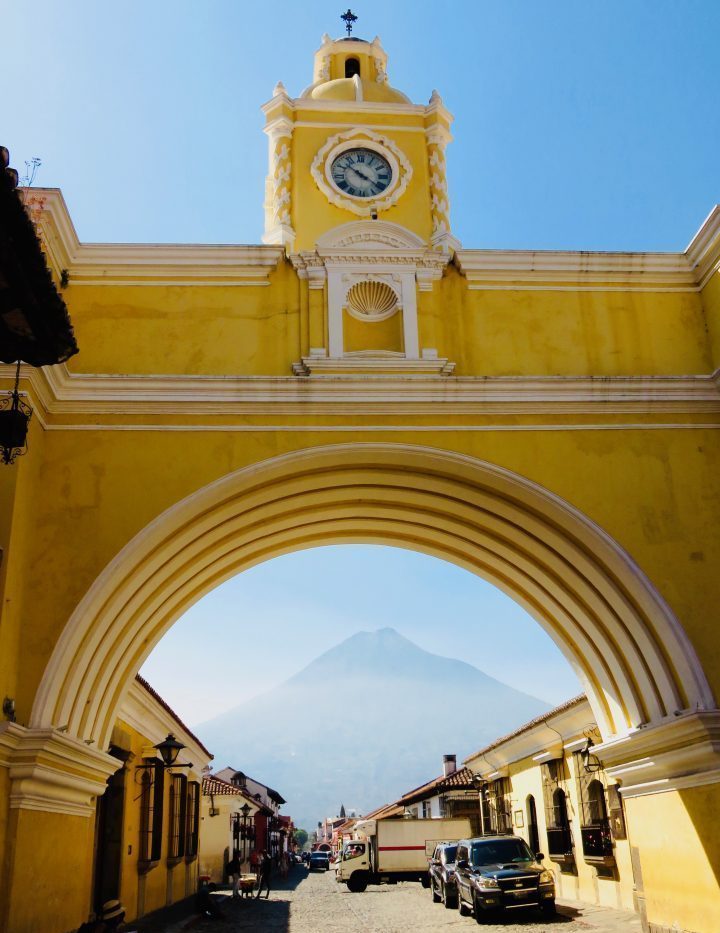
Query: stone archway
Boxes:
[{"xmin": 31, "ymin": 443, "xmax": 712, "ymax": 754}]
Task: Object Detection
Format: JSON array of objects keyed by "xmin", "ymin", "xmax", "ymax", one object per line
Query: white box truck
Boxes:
[{"xmin": 336, "ymin": 817, "xmax": 472, "ymax": 892}]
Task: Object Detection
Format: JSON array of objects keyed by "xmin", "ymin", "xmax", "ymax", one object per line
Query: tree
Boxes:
[{"xmin": 294, "ymin": 828, "xmax": 309, "ymax": 849}]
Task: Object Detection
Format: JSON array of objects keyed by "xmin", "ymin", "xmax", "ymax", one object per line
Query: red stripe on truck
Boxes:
[{"xmin": 377, "ymin": 845, "xmax": 426, "ymax": 851}]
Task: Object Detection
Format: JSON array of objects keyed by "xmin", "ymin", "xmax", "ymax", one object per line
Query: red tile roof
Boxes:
[
  {"xmin": 398, "ymin": 766, "xmax": 476, "ymax": 806},
  {"xmin": 202, "ymin": 775, "xmax": 273, "ymax": 815},
  {"xmin": 135, "ymin": 674, "xmax": 213, "ymax": 758}
]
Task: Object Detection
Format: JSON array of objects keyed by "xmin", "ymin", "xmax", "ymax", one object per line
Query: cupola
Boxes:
[{"xmin": 301, "ymin": 34, "xmax": 411, "ymax": 105}]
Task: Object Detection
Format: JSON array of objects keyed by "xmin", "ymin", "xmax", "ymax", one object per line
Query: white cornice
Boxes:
[
  {"xmin": 8, "ymin": 365, "xmax": 719, "ymax": 423},
  {"xmin": 27, "ymin": 189, "xmax": 284, "ymax": 285},
  {"xmin": 685, "ymin": 204, "xmax": 720, "ymax": 289},
  {"xmin": 596, "ymin": 711, "xmax": 720, "ymax": 797},
  {"xmin": 0, "ymin": 723, "xmax": 120, "ymax": 817},
  {"xmin": 456, "ymin": 205, "xmax": 720, "ymax": 292},
  {"xmin": 119, "ymin": 681, "xmax": 212, "ymax": 773},
  {"xmin": 455, "ymin": 248, "xmax": 697, "ymax": 292},
  {"xmin": 26, "ymin": 189, "xmax": 720, "ymax": 292},
  {"xmin": 464, "ymin": 701, "xmax": 592, "ymax": 777},
  {"xmin": 262, "ymin": 96, "xmax": 426, "ymax": 117}
]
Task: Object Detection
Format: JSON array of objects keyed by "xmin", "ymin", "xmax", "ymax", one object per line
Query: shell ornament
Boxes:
[{"xmin": 346, "ymin": 280, "xmax": 399, "ymax": 320}]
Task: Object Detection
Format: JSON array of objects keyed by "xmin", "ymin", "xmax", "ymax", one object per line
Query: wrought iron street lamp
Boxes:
[{"xmin": 0, "ymin": 362, "xmax": 32, "ymax": 465}]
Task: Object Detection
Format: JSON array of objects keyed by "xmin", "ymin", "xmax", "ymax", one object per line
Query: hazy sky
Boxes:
[
  {"xmin": 5, "ymin": 6, "xmax": 717, "ymax": 725},
  {"xmin": 141, "ymin": 545, "xmax": 582, "ymax": 725}
]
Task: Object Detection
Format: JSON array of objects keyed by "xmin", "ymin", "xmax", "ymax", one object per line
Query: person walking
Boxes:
[
  {"xmin": 227, "ymin": 853, "xmax": 241, "ymax": 900},
  {"xmin": 255, "ymin": 850, "xmax": 272, "ymax": 899}
]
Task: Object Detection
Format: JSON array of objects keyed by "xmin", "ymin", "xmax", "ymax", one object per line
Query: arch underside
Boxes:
[{"xmin": 31, "ymin": 444, "xmax": 713, "ymax": 750}]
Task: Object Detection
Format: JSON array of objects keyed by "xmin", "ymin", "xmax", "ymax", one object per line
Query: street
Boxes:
[{"xmin": 182, "ymin": 867, "xmax": 642, "ymax": 933}]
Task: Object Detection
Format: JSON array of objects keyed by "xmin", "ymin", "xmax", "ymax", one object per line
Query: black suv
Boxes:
[
  {"xmin": 454, "ymin": 835, "xmax": 555, "ymax": 922},
  {"xmin": 428, "ymin": 841, "xmax": 460, "ymax": 909}
]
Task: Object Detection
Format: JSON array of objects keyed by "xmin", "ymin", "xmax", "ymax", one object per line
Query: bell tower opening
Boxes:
[{"xmin": 345, "ymin": 56, "xmax": 360, "ymax": 78}]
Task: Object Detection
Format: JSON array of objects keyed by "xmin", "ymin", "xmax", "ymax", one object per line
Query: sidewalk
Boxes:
[{"xmin": 557, "ymin": 898, "xmax": 643, "ymax": 932}]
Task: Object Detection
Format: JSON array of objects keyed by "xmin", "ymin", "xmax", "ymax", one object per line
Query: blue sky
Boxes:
[
  {"xmin": 5, "ymin": 3, "xmax": 717, "ymax": 721},
  {"xmin": 2, "ymin": 1, "xmax": 718, "ymax": 248}
]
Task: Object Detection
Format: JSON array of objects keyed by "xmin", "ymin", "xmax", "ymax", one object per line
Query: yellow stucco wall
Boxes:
[
  {"xmin": 113, "ymin": 717, "xmax": 200, "ymax": 923},
  {"xmin": 625, "ymin": 784, "xmax": 720, "ymax": 933},
  {"xmin": 507, "ymin": 755, "xmax": 635, "ymax": 912}
]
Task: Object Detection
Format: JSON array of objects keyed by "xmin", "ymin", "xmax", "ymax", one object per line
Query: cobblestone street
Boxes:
[{"xmin": 178, "ymin": 868, "xmax": 642, "ymax": 933}]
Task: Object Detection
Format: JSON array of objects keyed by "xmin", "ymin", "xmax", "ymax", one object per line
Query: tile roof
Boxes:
[
  {"xmin": 135, "ymin": 674, "xmax": 213, "ymax": 758},
  {"xmin": 202, "ymin": 775, "xmax": 273, "ymax": 815},
  {"xmin": 463, "ymin": 694, "xmax": 587, "ymax": 764},
  {"xmin": 398, "ymin": 766, "xmax": 476, "ymax": 806}
]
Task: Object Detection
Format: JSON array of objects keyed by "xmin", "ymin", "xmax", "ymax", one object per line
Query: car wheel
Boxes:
[
  {"xmin": 421, "ymin": 873, "xmax": 430, "ymax": 889},
  {"xmin": 347, "ymin": 873, "xmax": 368, "ymax": 893},
  {"xmin": 431, "ymin": 879, "xmax": 441, "ymax": 903},
  {"xmin": 442, "ymin": 883, "xmax": 456, "ymax": 909},
  {"xmin": 458, "ymin": 893, "xmax": 470, "ymax": 916},
  {"xmin": 541, "ymin": 899, "xmax": 556, "ymax": 916},
  {"xmin": 473, "ymin": 892, "xmax": 487, "ymax": 924}
]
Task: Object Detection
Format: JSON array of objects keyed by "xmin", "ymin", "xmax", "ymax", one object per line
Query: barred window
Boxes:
[
  {"xmin": 168, "ymin": 774, "xmax": 187, "ymax": 861},
  {"xmin": 139, "ymin": 760, "xmax": 164, "ymax": 867},
  {"xmin": 185, "ymin": 781, "xmax": 200, "ymax": 859}
]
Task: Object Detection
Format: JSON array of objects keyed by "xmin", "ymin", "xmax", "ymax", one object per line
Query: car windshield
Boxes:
[
  {"xmin": 471, "ymin": 839, "xmax": 534, "ymax": 866},
  {"xmin": 311, "ymin": 853, "xmax": 328, "ymax": 859},
  {"xmin": 443, "ymin": 845, "xmax": 458, "ymax": 862}
]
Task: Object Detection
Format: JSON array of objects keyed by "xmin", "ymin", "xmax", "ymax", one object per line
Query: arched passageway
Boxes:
[{"xmin": 31, "ymin": 443, "xmax": 711, "ymax": 751}]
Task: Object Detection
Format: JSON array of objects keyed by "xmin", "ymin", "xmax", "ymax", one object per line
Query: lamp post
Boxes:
[{"xmin": 240, "ymin": 803, "xmax": 253, "ymax": 867}]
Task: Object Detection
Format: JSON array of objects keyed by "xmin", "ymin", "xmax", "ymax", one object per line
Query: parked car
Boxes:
[
  {"xmin": 454, "ymin": 835, "xmax": 555, "ymax": 921},
  {"xmin": 428, "ymin": 841, "xmax": 460, "ymax": 909},
  {"xmin": 309, "ymin": 851, "xmax": 331, "ymax": 872}
]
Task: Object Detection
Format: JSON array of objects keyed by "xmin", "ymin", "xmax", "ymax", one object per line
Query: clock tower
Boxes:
[{"xmin": 261, "ymin": 23, "xmax": 458, "ymax": 374}]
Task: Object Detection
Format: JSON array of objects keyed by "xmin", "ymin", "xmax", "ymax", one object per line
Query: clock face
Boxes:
[{"xmin": 330, "ymin": 148, "xmax": 393, "ymax": 199}]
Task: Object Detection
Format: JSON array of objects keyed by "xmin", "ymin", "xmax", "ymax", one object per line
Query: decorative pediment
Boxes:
[{"xmin": 316, "ymin": 220, "xmax": 426, "ymax": 253}]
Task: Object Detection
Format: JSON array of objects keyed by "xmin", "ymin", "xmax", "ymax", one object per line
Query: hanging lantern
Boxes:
[{"xmin": 0, "ymin": 362, "xmax": 32, "ymax": 465}]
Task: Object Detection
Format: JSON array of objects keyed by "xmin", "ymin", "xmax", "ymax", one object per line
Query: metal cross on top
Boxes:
[{"xmin": 341, "ymin": 8, "xmax": 358, "ymax": 36}]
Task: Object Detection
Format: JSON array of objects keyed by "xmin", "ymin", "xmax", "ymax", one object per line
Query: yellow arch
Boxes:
[{"xmin": 30, "ymin": 444, "xmax": 713, "ymax": 750}]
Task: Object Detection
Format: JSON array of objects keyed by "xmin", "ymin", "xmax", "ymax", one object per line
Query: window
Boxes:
[
  {"xmin": 541, "ymin": 760, "xmax": 574, "ymax": 863},
  {"xmin": 168, "ymin": 774, "xmax": 187, "ymax": 861},
  {"xmin": 139, "ymin": 760, "xmax": 164, "ymax": 867},
  {"xmin": 345, "ymin": 57, "xmax": 360, "ymax": 78},
  {"xmin": 574, "ymin": 753, "xmax": 615, "ymax": 863},
  {"xmin": 185, "ymin": 781, "xmax": 200, "ymax": 859},
  {"xmin": 421, "ymin": 800, "xmax": 430, "ymax": 818},
  {"xmin": 526, "ymin": 794, "xmax": 540, "ymax": 855},
  {"xmin": 487, "ymin": 778, "xmax": 512, "ymax": 834}
]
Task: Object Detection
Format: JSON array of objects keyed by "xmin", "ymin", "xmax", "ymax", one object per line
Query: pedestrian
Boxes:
[
  {"xmin": 227, "ymin": 853, "xmax": 241, "ymax": 899},
  {"xmin": 255, "ymin": 849, "xmax": 272, "ymax": 899}
]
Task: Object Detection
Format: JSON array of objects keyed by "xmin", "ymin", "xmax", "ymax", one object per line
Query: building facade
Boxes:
[
  {"xmin": 92, "ymin": 676, "xmax": 211, "ymax": 926},
  {"xmin": 465, "ymin": 697, "xmax": 636, "ymax": 915},
  {"xmin": 1, "ymin": 24, "xmax": 719, "ymax": 933}
]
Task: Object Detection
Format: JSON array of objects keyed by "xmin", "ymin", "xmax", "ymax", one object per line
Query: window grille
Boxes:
[
  {"xmin": 541, "ymin": 759, "xmax": 574, "ymax": 862},
  {"xmin": 139, "ymin": 759, "xmax": 164, "ymax": 867},
  {"xmin": 185, "ymin": 781, "xmax": 200, "ymax": 859},
  {"xmin": 168, "ymin": 773, "xmax": 187, "ymax": 860},
  {"xmin": 573, "ymin": 753, "xmax": 615, "ymax": 862},
  {"xmin": 486, "ymin": 778, "xmax": 513, "ymax": 834}
]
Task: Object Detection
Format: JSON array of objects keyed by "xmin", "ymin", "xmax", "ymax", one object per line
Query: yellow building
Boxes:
[
  {"xmin": 90, "ymin": 676, "xmax": 211, "ymax": 926},
  {"xmin": 199, "ymin": 774, "xmax": 265, "ymax": 883},
  {"xmin": 1, "ymin": 24, "xmax": 719, "ymax": 933},
  {"xmin": 465, "ymin": 697, "xmax": 636, "ymax": 916}
]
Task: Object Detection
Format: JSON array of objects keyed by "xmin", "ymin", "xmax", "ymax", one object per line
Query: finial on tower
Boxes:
[{"xmin": 341, "ymin": 8, "xmax": 358, "ymax": 36}]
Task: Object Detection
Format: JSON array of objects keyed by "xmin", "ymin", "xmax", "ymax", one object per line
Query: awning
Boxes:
[{"xmin": 1, "ymin": 148, "xmax": 78, "ymax": 366}]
